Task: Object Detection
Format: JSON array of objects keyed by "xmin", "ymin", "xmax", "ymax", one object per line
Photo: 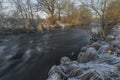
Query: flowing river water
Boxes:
[{"xmin": 0, "ymin": 27, "xmax": 91, "ymax": 80}]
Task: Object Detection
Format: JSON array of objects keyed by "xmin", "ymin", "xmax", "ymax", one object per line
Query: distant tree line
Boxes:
[
  {"xmin": 80, "ymin": 0, "xmax": 120, "ymax": 34},
  {"xmin": 0, "ymin": 0, "xmax": 120, "ymax": 33}
]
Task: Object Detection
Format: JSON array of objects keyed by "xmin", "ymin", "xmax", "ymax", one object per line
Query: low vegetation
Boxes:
[{"xmin": 0, "ymin": 0, "xmax": 120, "ymax": 34}]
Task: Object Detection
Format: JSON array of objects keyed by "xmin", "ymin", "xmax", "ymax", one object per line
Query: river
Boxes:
[{"xmin": 0, "ymin": 27, "xmax": 91, "ymax": 80}]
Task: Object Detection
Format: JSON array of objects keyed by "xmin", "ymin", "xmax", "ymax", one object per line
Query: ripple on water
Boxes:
[{"xmin": 0, "ymin": 46, "xmax": 7, "ymax": 55}]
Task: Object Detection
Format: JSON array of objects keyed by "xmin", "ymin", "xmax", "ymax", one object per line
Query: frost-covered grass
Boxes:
[{"xmin": 47, "ymin": 31, "xmax": 120, "ymax": 80}]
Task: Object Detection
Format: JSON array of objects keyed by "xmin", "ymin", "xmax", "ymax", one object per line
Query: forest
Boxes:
[{"xmin": 0, "ymin": 0, "xmax": 120, "ymax": 34}]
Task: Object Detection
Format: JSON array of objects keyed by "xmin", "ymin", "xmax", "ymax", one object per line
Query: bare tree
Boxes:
[
  {"xmin": 55, "ymin": 0, "xmax": 65, "ymax": 21},
  {"xmin": 80, "ymin": 0, "xmax": 108, "ymax": 34},
  {"xmin": 9, "ymin": 0, "xmax": 37, "ymax": 32},
  {"xmin": 36, "ymin": 0, "xmax": 56, "ymax": 25},
  {"xmin": 78, "ymin": 5, "xmax": 92, "ymax": 25},
  {"xmin": 0, "ymin": 0, "xmax": 6, "ymax": 29},
  {"xmin": 59, "ymin": 0, "xmax": 77, "ymax": 23},
  {"xmin": 0, "ymin": 0, "xmax": 3, "ymax": 21},
  {"xmin": 105, "ymin": 0, "xmax": 120, "ymax": 24},
  {"xmin": 9, "ymin": 0, "xmax": 35, "ymax": 19}
]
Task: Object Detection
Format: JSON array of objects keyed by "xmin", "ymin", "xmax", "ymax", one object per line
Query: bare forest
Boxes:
[{"xmin": 0, "ymin": 0, "xmax": 120, "ymax": 34}]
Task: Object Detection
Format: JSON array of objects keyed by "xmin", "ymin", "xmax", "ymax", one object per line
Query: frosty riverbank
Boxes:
[{"xmin": 47, "ymin": 30, "xmax": 120, "ymax": 80}]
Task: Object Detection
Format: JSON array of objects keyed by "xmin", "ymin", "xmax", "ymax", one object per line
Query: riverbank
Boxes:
[{"xmin": 47, "ymin": 30, "xmax": 120, "ymax": 80}]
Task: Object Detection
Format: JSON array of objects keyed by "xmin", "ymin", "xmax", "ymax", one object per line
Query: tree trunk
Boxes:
[
  {"xmin": 50, "ymin": 11, "xmax": 55, "ymax": 25},
  {"xmin": 58, "ymin": 4, "xmax": 61, "ymax": 20}
]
